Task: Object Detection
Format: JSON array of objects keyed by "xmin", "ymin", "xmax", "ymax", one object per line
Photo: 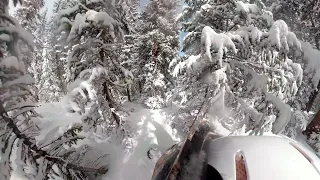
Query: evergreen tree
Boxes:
[
  {"xmin": 0, "ymin": 1, "xmax": 109, "ymax": 179},
  {"xmin": 13, "ymin": 0, "xmax": 45, "ymax": 101},
  {"xmin": 39, "ymin": 0, "xmax": 74, "ymax": 102},
  {"xmin": 57, "ymin": 0, "xmax": 136, "ymax": 142},
  {"xmin": 173, "ymin": 0, "xmax": 304, "ymax": 136},
  {"xmin": 272, "ymin": 0, "xmax": 320, "ymax": 149},
  {"xmin": 272, "ymin": 0, "xmax": 320, "ymax": 112},
  {"xmin": 136, "ymin": 0, "xmax": 180, "ymax": 109},
  {"xmin": 117, "ymin": 0, "xmax": 139, "ymax": 102}
]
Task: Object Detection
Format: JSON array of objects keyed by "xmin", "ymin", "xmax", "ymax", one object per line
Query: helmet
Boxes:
[
  {"xmin": 151, "ymin": 121, "xmax": 320, "ymax": 180},
  {"xmin": 206, "ymin": 135, "xmax": 320, "ymax": 180}
]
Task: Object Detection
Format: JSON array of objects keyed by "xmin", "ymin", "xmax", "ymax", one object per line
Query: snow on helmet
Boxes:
[
  {"xmin": 206, "ymin": 135, "xmax": 320, "ymax": 180},
  {"xmin": 152, "ymin": 120, "xmax": 320, "ymax": 180}
]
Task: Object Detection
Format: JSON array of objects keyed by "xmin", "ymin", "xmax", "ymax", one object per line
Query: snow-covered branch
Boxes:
[{"xmin": 0, "ymin": 100, "xmax": 108, "ymax": 176}]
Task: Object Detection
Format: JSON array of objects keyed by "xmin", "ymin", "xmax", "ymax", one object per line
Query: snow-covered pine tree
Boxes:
[
  {"xmin": 297, "ymin": 1, "xmax": 320, "ymax": 113},
  {"xmin": 14, "ymin": 0, "xmax": 45, "ymax": 29},
  {"xmin": 173, "ymin": 0, "xmax": 304, "ymax": 136},
  {"xmin": 136, "ymin": 0, "xmax": 180, "ymax": 109},
  {"xmin": 57, "ymin": 0, "xmax": 135, "ymax": 143},
  {"xmin": 13, "ymin": 0, "xmax": 45, "ymax": 101},
  {"xmin": 39, "ymin": 0, "xmax": 75, "ymax": 102},
  {"xmin": 272, "ymin": 0, "xmax": 320, "ymax": 145},
  {"xmin": 271, "ymin": 0, "xmax": 308, "ymax": 41},
  {"xmin": 272, "ymin": 0, "xmax": 320, "ymax": 112},
  {"xmin": 294, "ymin": 42, "xmax": 320, "ymax": 139},
  {"xmin": 117, "ymin": 0, "xmax": 139, "ymax": 102},
  {"xmin": 0, "ymin": 1, "xmax": 109, "ymax": 179}
]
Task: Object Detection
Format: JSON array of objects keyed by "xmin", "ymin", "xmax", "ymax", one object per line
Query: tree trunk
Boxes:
[
  {"xmin": 139, "ymin": 80, "xmax": 143, "ymax": 95},
  {"xmin": 305, "ymin": 87, "xmax": 319, "ymax": 112},
  {"xmin": 305, "ymin": 15, "xmax": 320, "ymax": 112},
  {"xmin": 103, "ymin": 82, "xmax": 120, "ymax": 126},
  {"xmin": 55, "ymin": 53, "xmax": 67, "ymax": 94},
  {"xmin": 127, "ymin": 84, "xmax": 131, "ymax": 102},
  {"xmin": 99, "ymin": 49, "xmax": 121, "ymax": 125},
  {"xmin": 305, "ymin": 73, "xmax": 319, "ymax": 112},
  {"xmin": 303, "ymin": 108, "xmax": 320, "ymax": 137}
]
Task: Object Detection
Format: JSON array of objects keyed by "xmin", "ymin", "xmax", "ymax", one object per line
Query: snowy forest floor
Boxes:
[{"xmin": 10, "ymin": 101, "xmax": 312, "ymax": 180}]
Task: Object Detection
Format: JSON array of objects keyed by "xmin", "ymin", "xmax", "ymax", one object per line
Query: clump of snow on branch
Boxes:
[
  {"xmin": 0, "ymin": 56, "xmax": 20, "ymax": 70},
  {"xmin": 63, "ymin": 66, "xmax": 106, "ymax": 113},
  {"xmin": 235, "ymin": 1, "xmax": 260, "ymax": 14},
  {"xmin": 0, "ymin": 33, "xmax": 10, "ymax": 41},
  {"xmin": 265, "ymin": 92, "xmax": 291, "ymax": 134},
  {"xmin": 261, "ymin": 10, "xmax": 274, "ymax": 26},
  {"xmin": 261, "ymin": 20, "xmax": 301, "ymax": 53},
  {"xmin": 284, "ymin": 111, "xmax": 309, "ymax": 138},
  {"xmin": 173, "ymin": 54, "xmax": 202, "ymax": 76},
  {"xmin": 84, "ymin": 10, "xmax": 121, "ymax": 39},
  {"xmin": 301, "ymin": 42, "xmax": 320, "ymax": 88},
  {"xmin": 201, "ymin": 26, "xmax": 237, "ymax": 67},
  {"xmin": 58, "ymin": 6, "xmax": 122, "ymax": 43},
  {"xmin": 66, "ymin": 13, "xmax": 89, "ymax": 42}
]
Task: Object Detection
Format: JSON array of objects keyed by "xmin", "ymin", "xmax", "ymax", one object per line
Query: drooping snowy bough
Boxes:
[{"xmin": 173, "ymin": 0, "xmax": 308, "ymax": 136}]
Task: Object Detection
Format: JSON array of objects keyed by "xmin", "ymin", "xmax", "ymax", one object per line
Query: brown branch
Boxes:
[
  {"xmin": 103, "ymin": 82, "xmax": 121, "ymax": 125},
  {"xmin": 5, "ymin": 104, "xmax": 39, "ymax": 112},
  {"xmin": 189, "ymin": 86, "xmax": 210, "ymax": 129},
  {"xmin": 0, "ymin": 15, "xmax": 17, "ymax": 25}
]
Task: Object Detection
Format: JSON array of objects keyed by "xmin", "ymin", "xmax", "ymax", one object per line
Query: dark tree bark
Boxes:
[
  {"xmin": 103, "ymin": 82, "xmax": 120, "ymax": 125},
  {"xmin": 305, "ymin": 82, "xmax": 320, "ymax": 112},
  {"xmin": 99, "ymin": 49, "xmax": 121, "ymax": 126},
  {"xmin": 127, "ymin": 84, "xmax": 131, "ymax": 102},
  {"xmin": 305, "ymin": 14, "xmax": 320, "ymax": 112},
  {"xmin": 303, "ymin": 108, "xmax": 320, "ymax": 137}
]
